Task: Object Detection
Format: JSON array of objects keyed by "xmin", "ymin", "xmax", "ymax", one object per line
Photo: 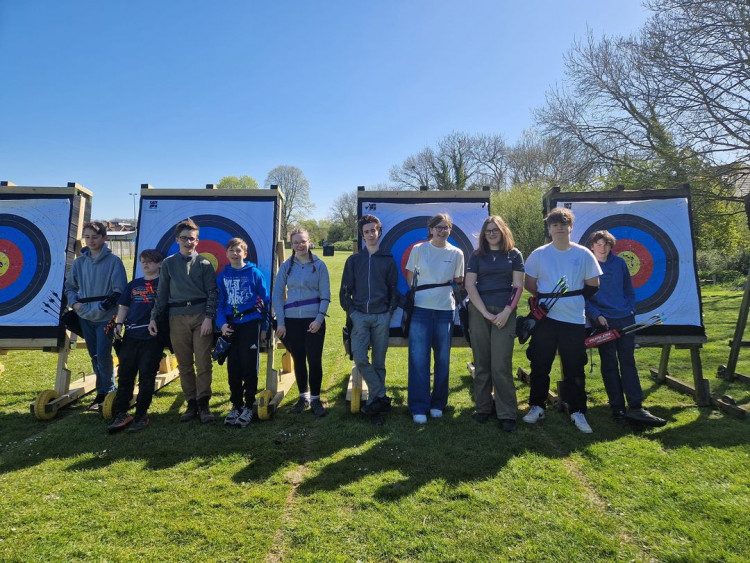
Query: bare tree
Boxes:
[
  {"xmin": 264, "ymin": 165, "xmax": 314, "ymax": 239},
  {"xmin": 217, "ymin": 175, "xmax": 259, "ymax": 189},
  {"xmin": 328, "ymin": 191, "xmax": 358, "ymax": 240},
  {"xmin": 536, "ymin": 0, "xmax": 750, "ymax": 202}
]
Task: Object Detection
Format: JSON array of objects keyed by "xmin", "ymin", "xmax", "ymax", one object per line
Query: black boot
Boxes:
[
  {"xmin": 180, "ymin": 399, "xmax": 198, "ymax": 422},
  {"xmin": 198, "ymin": 396, "xmax": 215, "ymax": 424}
]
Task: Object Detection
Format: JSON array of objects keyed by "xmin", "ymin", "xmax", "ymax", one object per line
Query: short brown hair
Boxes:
[
  {"xmin": 174, "ymin": 217, "xmax": 199, "ymax": 237},
  {"xmin": 426, "ymin": 213, "xmax": 452, "ymax": 241},
  {"xmin": 83, "ymin": 221, "xmax": 107, "ymax": 236},
  {"xmin": 545, "ymin": 207, "xmax": 574, "ymax": 226},
  {"xmin": 587, "ymin": 230, "xmax": 616, "ymax": 249},
  {"xmin": 139, "ymin": 249, "xmax": 164, "ymax": 263},
  {"xmin": 226, "ymin": 237, "xmax": 248, "ymax": 252},
  {"xmin": 359, "ymin": 214, "xmax": 382, "ymax": 237}
]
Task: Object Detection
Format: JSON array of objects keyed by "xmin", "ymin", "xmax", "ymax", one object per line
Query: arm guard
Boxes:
[
  {"xmin": 505, "ymin": 286, "xmax": 522, "ymax": 310},
  {"xmin": 582, "ymin": 284, "xmax": 598, "ymax": 299}
]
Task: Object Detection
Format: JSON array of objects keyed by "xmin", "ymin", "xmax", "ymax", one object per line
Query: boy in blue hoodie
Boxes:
[
  {"xmin": 216, "ymin": 238, "xmax": 269, "ymax": 427},
  {"xmin": 64, "ymin": 221, "xmax": 128, "ymax": 410}
]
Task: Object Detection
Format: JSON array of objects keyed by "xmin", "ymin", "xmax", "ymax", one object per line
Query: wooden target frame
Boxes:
[
  {"xmin": 135, "ymin": 184, "xmax": 292, "ymax": 420},
  {"xmin": 0, "ymin": 181, "xmax": 104, "ymax": 419},
  {"xmin": 534, "ymin": 186, "xmax": 718, "ymax": 409}
]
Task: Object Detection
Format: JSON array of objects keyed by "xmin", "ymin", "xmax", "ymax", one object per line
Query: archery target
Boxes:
[
  {"xmin": 0, "ymin": 198, "xmax": 71, "ymax": 325},
  {"xmin": 359, "ymin": 198, "xmax": 488, "ymax": 333},
  {"xmin": 559, "ymin": 198, "xmax": 701, "ymax": 329},
  {"xmin": 134, "ymin": 197, "xmax": 276, "ymax": 290},
  {"xmin": 579, "ymin": 215, "xmax": 679, "ymax": 314}
]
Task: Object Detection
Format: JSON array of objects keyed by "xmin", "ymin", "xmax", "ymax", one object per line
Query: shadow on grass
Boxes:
[{"xmin": 1, "ymin": 371, "xmax": 747, "ymax": 504}]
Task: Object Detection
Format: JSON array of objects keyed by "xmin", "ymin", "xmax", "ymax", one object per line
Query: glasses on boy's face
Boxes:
[
  {"xmin": 179, "ymin": 236, "xmax": 198, "ymax": 243},
  {"xmin": 433, "ymin": 225, "xmax": 451, "ymax": 232}
]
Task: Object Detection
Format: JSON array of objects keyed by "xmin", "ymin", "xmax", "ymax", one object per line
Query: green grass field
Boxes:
[{"xmin": 0, "ymin": 252, "xmax": 748, "ymax": 561}]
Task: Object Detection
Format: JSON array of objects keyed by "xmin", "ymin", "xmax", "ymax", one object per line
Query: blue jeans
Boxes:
[
  {"xmin": 598, "ymin": 314, "xmax": 643, "ymax": 410},
  {"xmin": 408, "ymin": 307, "xmax": 454, "ymax": 415},
  {"xmin": 79, "ymin": 318, "xmax": 116, "ymax": 395},
  {"xmin": 350, "ymin": 310, "xmax": 391, "ymax": 405}
]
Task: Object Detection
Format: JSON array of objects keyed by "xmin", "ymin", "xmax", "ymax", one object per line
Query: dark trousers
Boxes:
[
  {"xmin": 598, "ymin": 314, "xmax": 643, "ymax": 410},
  {"xmin": 114, "ymin": 336, "xmax": 163, "ymax": 417},
  {"xmin": 227, "ymin": 320, "xmax": 261, "ymax": 409},
  {"xmin": 527, "ymin": 318, "xmax": 588, "ymax": 414},
  {"xmin": 283, "ymin": 317, "xmax": 325, "ymax": 396}
]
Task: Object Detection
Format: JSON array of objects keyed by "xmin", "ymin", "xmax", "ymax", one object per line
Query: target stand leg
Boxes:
[
  {"xmin": 346, "ymin": 365, "xmax": 369, "ymax": 414},
  {"xmin": 516, "ymin": 367, "xmax": 559, "ymax": 410},
  {"xmin": 257, "ymin": 339, "xmax": 296, "ymax": 420}
]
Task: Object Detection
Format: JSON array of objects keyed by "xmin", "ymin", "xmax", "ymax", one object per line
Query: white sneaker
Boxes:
[
  {"xmin": 224, "ymin": 407, "xmax": 241, "ymax": 426},
  {"xmin": 429, "ymin": 409, "xmax": 443, "ymax": 418},
  {"xmin": 413, "ymin": 414, "xmax": 427, "ymax": 424},
  {"xmin": 522, "ymin": 405, "xmax": 545, "ymax": 424},
  {"xmin": 236, "ymin": 407, "xmax": 253, "ymax": 428},
  {"xmin": 571, "ymin": 411, "xmax": 593, "ymax": 433}
]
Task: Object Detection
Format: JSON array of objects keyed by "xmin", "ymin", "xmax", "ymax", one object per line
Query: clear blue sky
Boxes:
[{"xmin": 1, "ymin": 0, "xmax": 649, "ymax": 221}]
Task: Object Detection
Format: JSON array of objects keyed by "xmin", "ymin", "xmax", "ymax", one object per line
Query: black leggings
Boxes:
[{"xmin": 283, "ymin": 317, "xmax": 326, "ymax": 396}]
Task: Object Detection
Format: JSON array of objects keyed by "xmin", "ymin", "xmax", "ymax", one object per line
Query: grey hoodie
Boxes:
[{"xmin": 64, "ymin": 244, "xmax": 128, "ymax": 322}]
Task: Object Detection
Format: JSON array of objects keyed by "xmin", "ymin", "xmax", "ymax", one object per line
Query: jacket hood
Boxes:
[
  {"xmin": 221, "ymin": 262, "xmax": 258, "ymax": 274},
  {"xmin": 79, "ymin": 244, "xmax": 113, "ymax": 263}
]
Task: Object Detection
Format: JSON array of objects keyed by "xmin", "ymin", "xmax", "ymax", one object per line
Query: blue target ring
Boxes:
[{"xmin": 0, "ymin": 213, "xmax": 51, "ymax": 315}]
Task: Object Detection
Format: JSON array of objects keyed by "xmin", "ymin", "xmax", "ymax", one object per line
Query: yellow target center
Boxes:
[
  {"xmin": 200, "ymin": 252, "xmax": 219, "ymax": 272},
  {"xmin": 618, "ymin": 251, "xmax": 640, "ymax": 276},
  {"xmin": 0, "ymin": 252, "xmax": 9, "ymax": 276}
]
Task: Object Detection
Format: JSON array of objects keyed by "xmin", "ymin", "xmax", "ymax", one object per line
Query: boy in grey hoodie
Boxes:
[{"xmin": 64, "ymin": 221, "xmax": 128, "ymax": 409}]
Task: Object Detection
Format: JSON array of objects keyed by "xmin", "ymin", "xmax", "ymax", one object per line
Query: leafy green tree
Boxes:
[
  {"xmin": 492, "ymin": 184, "xmax": 547, "ymax": 259},
  {"xmin": 217, "ymin": 175, "xmax": 260, "ymax": 189}
]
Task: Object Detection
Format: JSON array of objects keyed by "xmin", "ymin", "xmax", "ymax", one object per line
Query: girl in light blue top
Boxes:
[{"xmin": 273, "ymin": 227, "xmax": 331, "ymax": 416}]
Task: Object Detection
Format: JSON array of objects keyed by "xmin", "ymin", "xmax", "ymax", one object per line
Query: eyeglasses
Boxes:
[
  {"xmin": 485, "ymin": 228, "xmax": 500, "ymax": 235},
  {"xmin": 434, "ymin": 225, "xmax": 451, "ymax": 232},
  {"xmin": 179, "ymin": 236, "xmax": 197, "ymax": 242}
]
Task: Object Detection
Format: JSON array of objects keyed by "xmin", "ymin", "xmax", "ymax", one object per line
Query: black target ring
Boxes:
[
  {"xmin": 579, "ymin": 214, "xmax": 678, "ymax": 314},
  {"xmin": 0, "ymin": 213, "xmax": 52, "ymax": 315},
  {"xmin": 155, "ymin": 214, "xmax": 258, "ymax": 273}
]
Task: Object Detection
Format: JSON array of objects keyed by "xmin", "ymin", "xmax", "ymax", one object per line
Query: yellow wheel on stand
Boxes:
[
  {"xmin": 101, "ymin": 391, "xmax": 117, "ymax": 420},
  {"xmin": 34, "ymin": 390, "xmax": 60, "ymax": 420},
  {"xmin": 256, "ymin": 389, "xmax": 275, "ymax": 421},
  {"xmin": 350, "ymin": 386, "xmax": 362, "ymax": 414}
]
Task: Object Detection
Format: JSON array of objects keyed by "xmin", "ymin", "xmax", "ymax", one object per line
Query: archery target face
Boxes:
[
  {"xmin": 560, "ymin": 198, "xmax": 701, "ymax": 328},
  {"xmin": 0, "ymin": 198, "xmax": 71, "ymax": 325},
  {"xmin": 359, "ymin": 199, "xmax": 488, "ymax": 330},
  {"xmin": 134, "ymin": 197, "xmax": 276, "ymax": 289}
]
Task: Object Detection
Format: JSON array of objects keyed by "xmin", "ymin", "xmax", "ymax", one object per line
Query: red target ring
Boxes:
[
  {"xmin": 613, "ymin": 239, "xmax": 653, "ymax": 288},
  {"xmin": 0, "ymin": 240, "xmax": 23, "ymax": 290}
]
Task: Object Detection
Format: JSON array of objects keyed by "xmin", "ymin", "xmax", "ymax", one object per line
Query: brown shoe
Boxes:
[
  {"xmin": 198, "ymin": 397, "xmax": 215, "ymax": 424},
  {"xmin": 180, "ymin": 399, "xmax": 198, "ymax": 423}
]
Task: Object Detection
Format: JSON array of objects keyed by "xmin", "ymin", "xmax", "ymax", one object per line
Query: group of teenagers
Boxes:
[{"xmin": 63, "ymin": 207, "xmax": 666, "ymax": 435}]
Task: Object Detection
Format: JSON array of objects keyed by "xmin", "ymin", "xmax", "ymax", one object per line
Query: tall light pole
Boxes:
[{"xmin": 128, "ymin": 193, "xmax": 138, "ymax": 227}]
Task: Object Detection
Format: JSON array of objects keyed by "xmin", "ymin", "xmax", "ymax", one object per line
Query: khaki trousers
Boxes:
[
  {"xmin": 468, "ymin": 302, "xmax": 518, "ymax": 419},
  {"xmin": 169, "ymin": 313, "xmax": 213, "ymax": 401}
]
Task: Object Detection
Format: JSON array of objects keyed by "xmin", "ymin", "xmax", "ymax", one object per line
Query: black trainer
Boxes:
[
  {"xmin": 473, "ymin": 413, "xmax": 490, "ymax": 424},
  {"xmin": 107, "ymin": 412, "xmax": 134, "ymax": 434},
  {"xmin": 88, "ymin": 393, "xmax": 106, "ymax": 412},
  {"xmin": 612, "ymin": 408, "xmax": 628, "ymax": 426},
  {"xmin": 626, "ymin": 407, "xmax": 666, "ymax": 427},
  {"xmin": 361, "ymin": 397, "xmax": 387, "ymax": 416},
  {"xmin": 291, "ymin": 396, "xmax": 310, "ymax": 413},
  {"xmin": 127, "ymin": 415, "xmax": 150, "ymax": 433},
  {"xmin": 310, "ymin": 398, "xmax": 327, "ymax": 418},
  {"xmin": 500, "ymin": 419, "xmax": 517, "ymax": 433}
]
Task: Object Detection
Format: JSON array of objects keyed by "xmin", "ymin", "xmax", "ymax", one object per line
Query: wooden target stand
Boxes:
[
  {"xmin": 347, "ymin": 188, "xmax": 487, "ymax": 414},
  {"xmin": 0, "ymin": 182, "xmax": 106, "ymax": 419},
  {"xmin": 512, "ymin": 186, "xmax": 746, "ymax": 417},
  {"xmin": 135, "ymin": 184, "xmax": 295, "ymax": 421}
]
